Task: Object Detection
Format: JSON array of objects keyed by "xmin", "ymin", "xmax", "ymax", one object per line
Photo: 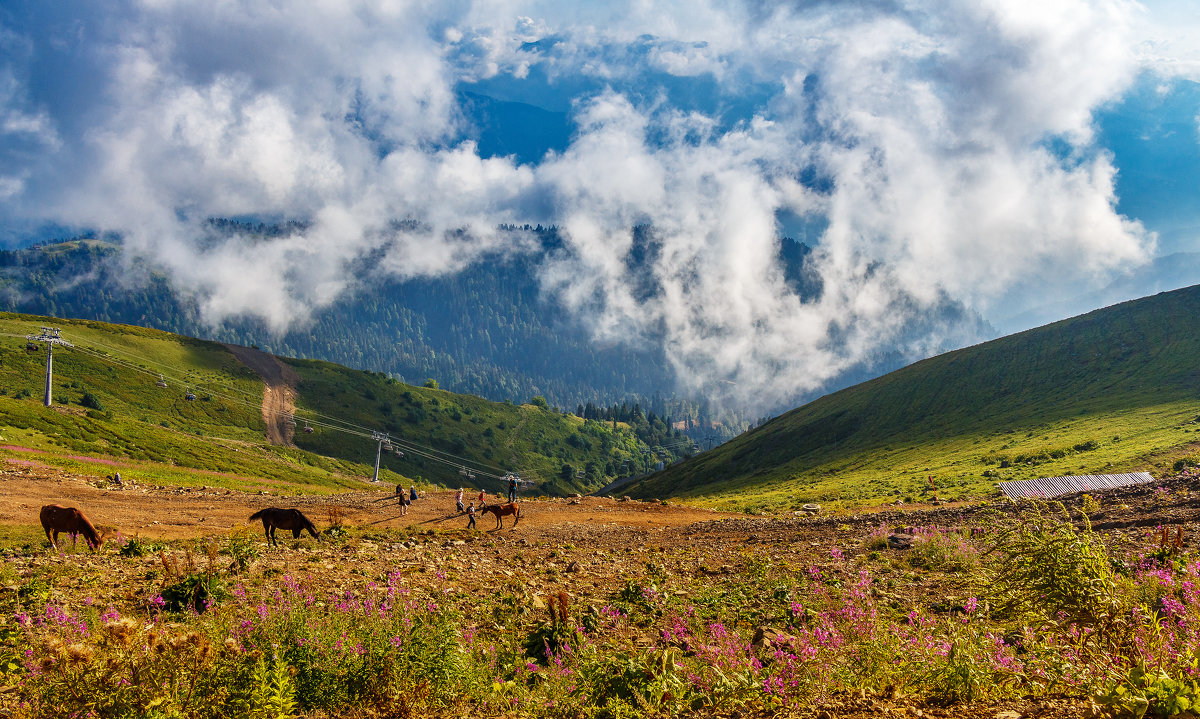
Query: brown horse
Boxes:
[
  {"xmin": 248, "ymin": 507, "xmax": 320, "ymax": 546},
  {"xmin": 480, "ymin": 502, "xmax": 521, "ymax": 529},
  {"xmin": 40, "ymin": 505, "xmax": 104, "ymax": 551}
]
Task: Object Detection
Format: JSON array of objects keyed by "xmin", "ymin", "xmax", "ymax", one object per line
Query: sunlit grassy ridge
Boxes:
[
  {"xmin": 285, "ymin": 356, "xmax": 667, "ymax": 492},
  {"xmin": 0, "ymin": 312, "xmax": 663, "ymax": 494},
  {"xmin": 633, "ymin": 285, "xmax": 1200, "ymax": 511}
]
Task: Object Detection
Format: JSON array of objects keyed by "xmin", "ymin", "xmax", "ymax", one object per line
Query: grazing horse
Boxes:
[
  {"xmin": 40, "ymin": 505, "xmax": 104, "ymax": 551},
  {"xmin": 480, "ymin": 502, "xmax": 521, "ymax": 529},
  {"xmin": 248, "ymin": 507, "xmax": 320, "ymax": 546}
]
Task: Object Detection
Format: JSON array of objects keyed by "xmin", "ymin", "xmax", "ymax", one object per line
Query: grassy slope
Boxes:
[
  {"xmin": 0, "ymin": 313, "xmax": 650, "ymax": 495},
  {"xmin": 285, "ymin": 357, "xmax": 656, "ymax": 493},
  {"xmin": 632, "ymin": 285, "xmax": 1200, "ymax": 511}
]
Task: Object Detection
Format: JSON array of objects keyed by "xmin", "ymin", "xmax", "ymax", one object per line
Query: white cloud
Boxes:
[{"xmin": 0, "ymin": 0, "xmax": 1172, "ymax": 409}]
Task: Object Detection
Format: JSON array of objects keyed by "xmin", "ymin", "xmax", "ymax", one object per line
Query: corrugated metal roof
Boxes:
[{"xmin": 998, "ymin": 472, "xmax": 1154, "ymax": 499}]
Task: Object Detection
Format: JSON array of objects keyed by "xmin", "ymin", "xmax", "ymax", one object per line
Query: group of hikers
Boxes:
[
  {"xmin": 453, "ymin": 474, "xmax": 519, "ymax": 529},
  {"xmin": 394, "ymin": 484, "xmax": 420, "ymax": 516}
]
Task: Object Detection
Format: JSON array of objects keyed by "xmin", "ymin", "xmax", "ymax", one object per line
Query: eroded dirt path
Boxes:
[{"xmin": 222, "ymin": 343, "xmax": 300, "ymax": 447}]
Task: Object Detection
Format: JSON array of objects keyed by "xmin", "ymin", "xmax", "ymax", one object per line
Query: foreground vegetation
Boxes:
[{"xmin": 3, "ymin": 485, "xmax": 1200, "ymax": 717}]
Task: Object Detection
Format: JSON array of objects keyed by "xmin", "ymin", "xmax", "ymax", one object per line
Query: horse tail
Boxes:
[{"xmin": 249, "ymin": 509, "xmax": 265, "ymax": 522}]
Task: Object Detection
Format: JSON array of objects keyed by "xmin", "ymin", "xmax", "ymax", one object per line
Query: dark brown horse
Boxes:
[
  {"xmin": 249, "ymin": 507, "xmax": 320, "ymax": 546},
  {"xmin": 40, "ymin": 505, "xmax": 104, "ymax": 551},
  {"xmin": 480, "ymin": 502, "xmax": 521, "ymax": 529}
]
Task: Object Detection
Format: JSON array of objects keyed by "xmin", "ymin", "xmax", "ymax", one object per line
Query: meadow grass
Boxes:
[
  {"xmin": 3, "ymin": 507, "xmax": 1198, "ymax": 717},
  {"xmin": 685, "ymin": 401, "xmax": 1200, "ymax": 512}
]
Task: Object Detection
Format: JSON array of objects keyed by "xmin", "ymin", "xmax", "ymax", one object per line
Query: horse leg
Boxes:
[
  {"xmin": 48, "ymin": 529, "xmax": 58, "ymax": 550},
  {"xmin": 292, "ymin": 528, "xmax": 302, "ymax": 539},
  {"xmin": 513, "ymin": 509, "xmax": 520, "ymax": 527},
  {"xmin": 262, "ymin": 520, "xmax": 272, "ymax": 546}
]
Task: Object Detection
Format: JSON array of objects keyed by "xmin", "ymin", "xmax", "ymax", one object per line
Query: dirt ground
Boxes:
[{"xmin": 0, "ymin": 464, "xmax": 739, "ymax": 541}]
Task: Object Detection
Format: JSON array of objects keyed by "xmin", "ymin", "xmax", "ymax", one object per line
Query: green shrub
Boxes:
[
  {"xmin": 989, "ymin": 507, "xmax": 1124, "ymax": 645},
  {"xmin": 907, "ymin": 528, "xmax": 978, "ymax": 573},
  {"xmin": 119, "ymin": 536, "xmax": 162, "ymax": 558},
  {"xmin": 161, "ymin": 573, "xmax": 227, "ymax": 613}
]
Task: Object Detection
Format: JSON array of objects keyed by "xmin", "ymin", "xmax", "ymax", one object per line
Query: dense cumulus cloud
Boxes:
[{"xmin": 0, "ymin": 0, "xmax": 1187, "ymax": 409}]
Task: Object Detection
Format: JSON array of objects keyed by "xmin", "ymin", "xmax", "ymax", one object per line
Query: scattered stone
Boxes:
[{"xmin": 886, "ymin": 534, "xmax": 913, "ymax": 550}]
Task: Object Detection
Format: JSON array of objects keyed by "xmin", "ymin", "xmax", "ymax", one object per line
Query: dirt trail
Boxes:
[
  {"xmin": 0, "ymin": 466, "xmax": 737, "ymax": 540},
  {"xmin": 222, "ymin": 343, "xmax": 300, "ymax": 447}
]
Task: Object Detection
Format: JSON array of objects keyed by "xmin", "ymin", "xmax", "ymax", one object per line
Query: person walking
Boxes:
[
  {"xmin": 455, "ymin": 488, "xmax": 465, "ymax": 513},
  {"xmin": 507, "ymin": 475, "xmax": 517, "ymax": 503},
  {"xmin": 477, "ymin": 488, "xmax": 486, "ymax": 508},
  {"xmin": 410, "ymin": 485, "xmax": 418, "ymax": 502},
  {"xmin": 466, "ymin": 502, "xmax": 476, "ymax": 529}
]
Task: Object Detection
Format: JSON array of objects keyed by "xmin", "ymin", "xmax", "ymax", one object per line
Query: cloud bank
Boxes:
[{"xmin": 0, "ymin": 0, "xmax": 1170, "ymax": 408}]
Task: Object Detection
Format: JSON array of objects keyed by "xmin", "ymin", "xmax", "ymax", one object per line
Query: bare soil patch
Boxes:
[{"xmin": 222, "ymin": 343, "xmax": 300, "ymax": 447}]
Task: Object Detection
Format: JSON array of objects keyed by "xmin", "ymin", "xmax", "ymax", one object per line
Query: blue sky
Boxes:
[{"xmin": 1, "ymin": 0, "xmax": 1199, "ymax": 407}]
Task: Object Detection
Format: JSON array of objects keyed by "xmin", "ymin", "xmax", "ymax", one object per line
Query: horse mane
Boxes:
[
  {"xmin": 294, "ymin": 509, "xmax": 317, "ymax": 531},
  {"xmin": 78, "ymin": 512, "xmax": 103, "ymax": 549}
]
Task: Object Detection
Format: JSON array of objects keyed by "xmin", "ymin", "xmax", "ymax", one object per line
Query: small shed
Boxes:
[{"xmin": 997, "ymin": 472, "xmax": 1154, "ymax": 499}]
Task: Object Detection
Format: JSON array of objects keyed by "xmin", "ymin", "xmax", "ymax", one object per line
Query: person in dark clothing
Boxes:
[
  {"xmin": 507, "ymin": 475, "xmax": 517, "ymax": 503},
  {"xmin": 466, "ymin": 502, "xmax": 476, "ymax": 529}
]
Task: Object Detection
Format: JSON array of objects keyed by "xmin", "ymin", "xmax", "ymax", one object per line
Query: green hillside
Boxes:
[
  {"xmin": 631, "ymin": 284, "xmax": 1200, "ymax": 511},
  {"xmin": 0, "ymin": 312, "xmax": 682, "ymax": 495}
]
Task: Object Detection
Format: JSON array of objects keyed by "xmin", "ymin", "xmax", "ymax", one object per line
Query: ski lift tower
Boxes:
[
  {"xmin": 370, "ymin": 431, "xmax": 392, "ymax": 483},
  {"xmin": 26, "ymin": 327, "xmax": 72, "ymax": 407}
]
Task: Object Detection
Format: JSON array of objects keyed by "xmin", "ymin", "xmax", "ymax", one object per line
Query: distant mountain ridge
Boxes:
[{"xmin": 0, "ymin": 226, "xmax": 992, "ymax": 434}]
